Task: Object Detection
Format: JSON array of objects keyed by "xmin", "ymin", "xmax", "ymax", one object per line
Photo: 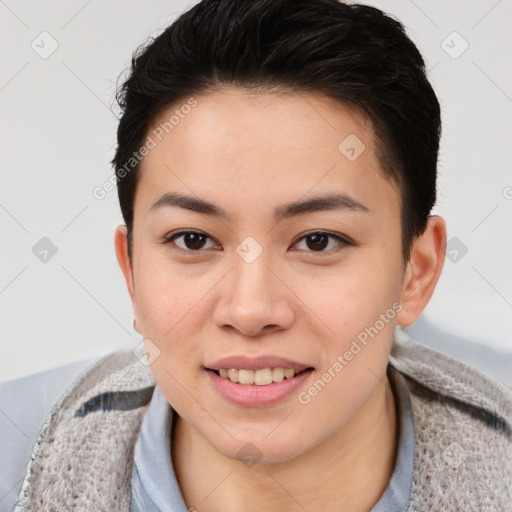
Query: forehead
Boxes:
[{"xmin": 135, "ymin": 87, "xmax": 400, "ymax": 222}]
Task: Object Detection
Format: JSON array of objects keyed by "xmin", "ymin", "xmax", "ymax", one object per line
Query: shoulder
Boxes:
[
  {"xmin": 389, "ymin": 326, "xmax": 512, "ymax": 419},
  {"xmin": 0, "ymin": 356, "xmax": 101, "ymax": 512},
  {"xmin": 389, "ymin": 327, "xmax": 512, "ymax": 510},
  {"xmin": 11, "ymin": 349, "xmax": 156, "ymax": 512}
]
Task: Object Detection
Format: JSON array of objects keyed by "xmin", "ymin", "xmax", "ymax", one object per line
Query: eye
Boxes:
[
  {"xmin": 161, "ymin": 230, "xmax": 220, "ymax": 252},
  {"xmin": 161, "ymin": 230, "xmax": 351, "ymax": 253},
  {"xmin": 293, "ymin": 231, "xmax": 351, "ymax": 253}
]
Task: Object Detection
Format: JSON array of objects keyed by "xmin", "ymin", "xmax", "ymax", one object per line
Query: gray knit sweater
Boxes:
[{"xmin": 12, "ymin": 328, "xmax": 512, "ymax": 511}]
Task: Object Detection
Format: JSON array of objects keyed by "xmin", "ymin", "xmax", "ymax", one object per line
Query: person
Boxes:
[{"xmin": 8, "ymin": 0, "xmax": 512, "ymax": 511}]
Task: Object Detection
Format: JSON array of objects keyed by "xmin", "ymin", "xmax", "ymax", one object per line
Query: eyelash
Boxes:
[{"xmin": 160, "ymin": 230, "xmax": 352, "ymax": 254}]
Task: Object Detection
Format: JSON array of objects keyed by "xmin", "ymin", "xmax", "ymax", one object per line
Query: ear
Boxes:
[
  {"xmin": 114, "ymin": 225, "xmax": 142, "ymax": 334},
  {"xmin": 396, "ymin": 215, "xmax": 447, "ymax": 326}
]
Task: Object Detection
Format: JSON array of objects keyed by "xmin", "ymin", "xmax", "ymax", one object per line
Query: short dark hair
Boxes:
[{"xmin": 112, "ymin": 0, "xmax": 441, "ymax": 265}]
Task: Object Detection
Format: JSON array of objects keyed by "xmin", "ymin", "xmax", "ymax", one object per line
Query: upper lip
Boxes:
[{"xmin": 205, "ymin": 355, "xmax": 313, "ymax": 371}]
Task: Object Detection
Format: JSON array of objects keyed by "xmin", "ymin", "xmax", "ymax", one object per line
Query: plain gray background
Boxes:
[{"xmin": 1, "ymin": 0, "xmax": 511, "ymax": 382}]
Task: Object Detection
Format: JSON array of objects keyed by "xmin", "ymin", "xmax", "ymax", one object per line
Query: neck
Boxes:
[{"xmin": 171, "ymin": 374, "xmax": 398, "ymax": 512}]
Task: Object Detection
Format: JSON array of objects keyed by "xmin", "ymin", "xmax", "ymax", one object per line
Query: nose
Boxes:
[{"xmin": 212, "ymin": 252, "xmax": 295, "ymax": 338}]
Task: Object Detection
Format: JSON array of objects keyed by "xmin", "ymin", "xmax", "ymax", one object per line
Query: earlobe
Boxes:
[
  {"xmin": 114, "ymin": 225, "xmax": 141, "ymax": 333},
  {"xmin": 396, "ymin": 215, "xmax": 447, "ymax": 326}
]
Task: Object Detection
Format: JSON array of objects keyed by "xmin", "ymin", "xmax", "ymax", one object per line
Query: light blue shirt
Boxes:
[{"xmin": 130, "ymin": 365, "xmax": 414, "ymax": 512}]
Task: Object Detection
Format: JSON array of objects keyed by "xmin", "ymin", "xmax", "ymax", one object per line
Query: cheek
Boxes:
[
  {"xmin": 297, "ymin": 270, "xmax": 398, "ymax": 437},
  {"xmin": 134, "ymin": 264, "xmax": 206, "ymax": 409},
  {"xmin": 135, "ymin": 248, "xmax": 199, "ymax": 324},
  {"xmin": 133, "ymin": 259, "xmax": 207, "ymax": 364},
  {"xmin": 299, "ymin": 258, "xmax": 400, "ymax": 345}
]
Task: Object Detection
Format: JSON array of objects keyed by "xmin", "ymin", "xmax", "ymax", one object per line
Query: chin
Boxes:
[{"xmin": 209, "ymin": 430, "xmax": 308, "ymax": 466}]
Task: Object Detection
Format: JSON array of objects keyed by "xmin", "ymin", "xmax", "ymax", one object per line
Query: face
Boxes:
[{"xmin": 118, "ymin": 87, "xmax": 411, "ymax": 463}]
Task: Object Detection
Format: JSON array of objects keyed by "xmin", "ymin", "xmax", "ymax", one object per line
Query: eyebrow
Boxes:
[{"xmin": 148, "ymin": 192, "xmax": 370, "ymax": 222}]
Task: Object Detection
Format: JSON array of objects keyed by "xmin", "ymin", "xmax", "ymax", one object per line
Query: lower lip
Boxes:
[{"xmin": 206, "ymin": 369, "xmax": 314, "ymax": 407}]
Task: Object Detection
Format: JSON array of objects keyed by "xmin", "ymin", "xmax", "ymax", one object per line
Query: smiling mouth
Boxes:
[{"xmin": 207, "ymin": 367, "xmax": 314, "ymax": 386}]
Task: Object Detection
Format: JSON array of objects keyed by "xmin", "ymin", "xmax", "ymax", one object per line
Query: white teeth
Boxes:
[
  {"xmin": 284, "ymin": 368, "xmax": 295, "ymax": 379},
  {"xmin": 216, "ymin": 367, "xmax": 304, "ymax": 385},
  {"xmin": 238, "ymin": 369, "xmax": 255, "ymax": 385},
  {"xmin": 254, "ymin": 368, "xmax": 273, "ymax": 385},
  {"xmin": 272, "ymin": 368, "xmax": 284, "ymax": 382}
]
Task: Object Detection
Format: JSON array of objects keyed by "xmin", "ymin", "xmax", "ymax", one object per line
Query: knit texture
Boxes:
[
  {"xmin": 12, "ymin": 328, "xmax": 512, "ymax": 512},
  {"xmin": 12, "ymin": 351, "xmax": 156, "ymax": 512},
  {"xmin": 389, "ymin": 330, "xmax": 512, "ymax": 511}
]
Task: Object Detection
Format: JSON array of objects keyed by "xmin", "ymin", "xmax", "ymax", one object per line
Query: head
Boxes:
[{"xmin": 114, "ymin": 0, "xmax": 446, "ymax": 463}]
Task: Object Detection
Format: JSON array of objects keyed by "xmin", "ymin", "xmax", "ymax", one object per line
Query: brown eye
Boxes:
[
  {"xmin": 161, "ymin": 230, "xmax": 350, "ymax": 254},
  {"xmin": 162, "ymin": 231, "xmax": 217, "ymax": 251},
  {"xmin": 294, "ymin": 231, "xmax": 350, "ymax": 253}
]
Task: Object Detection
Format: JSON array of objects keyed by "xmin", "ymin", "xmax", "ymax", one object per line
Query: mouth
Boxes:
[
  {"xmin": 205, "ymin": 365, "xmax": 315, "ymax": 407},
  {"xmin": 206, "ymin": 367, "xmax": 315, "ymax": 386},
  {"xmin": 204, "ymin": 355, "xmax": 315, "ymax": 406}
]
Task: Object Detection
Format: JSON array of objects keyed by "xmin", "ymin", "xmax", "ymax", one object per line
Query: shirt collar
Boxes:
[{"xmin": 370, "ymin": 365, "xmax": 415, "ymax": 512}]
